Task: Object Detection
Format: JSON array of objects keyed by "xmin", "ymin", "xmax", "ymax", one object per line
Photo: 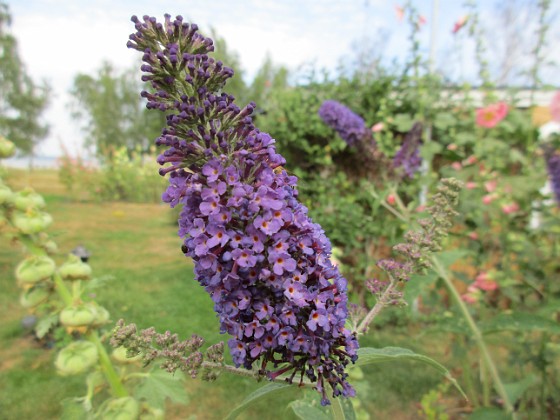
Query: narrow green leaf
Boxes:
[
  {"xmin": 226, "ymin": 382, "xmax": 293, "ymax": 420},
  {"xmin": 356, "ymin": 347, "xmax": 467, "ymax": 400},
  {"xmin": 481, "ymin": 312, "xmax": 560, "ymax": 335},
  {"xmin": 134, "ymin": 369, "xmax": 188, "ymax": 409},
  {"xmin": 503, "ymin": 374, "xmax": 539, "ymax": 404},
  {"xmin": 468, "ymin": 407, "xmax": 510, "ymax": 420},
  {"xmin": 331, "ymin": 397, "xmax": 356, "ymax": 420},
  {"xmin": 290, "ymin": 400, "xmax": 330, "ymax": 420}
]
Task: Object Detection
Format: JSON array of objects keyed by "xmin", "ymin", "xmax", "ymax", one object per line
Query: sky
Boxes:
[{"xmin": 5, "ymin": 0, "xmax": 560, "ymax": 157}]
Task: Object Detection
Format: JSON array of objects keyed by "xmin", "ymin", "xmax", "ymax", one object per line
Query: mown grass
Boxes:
[{"xmin": 0, "ymin": 169, "xmax": 450, "ymax": 420}]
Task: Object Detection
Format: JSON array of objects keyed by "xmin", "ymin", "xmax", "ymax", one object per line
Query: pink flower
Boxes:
[
  {"xmin": 452, "ymin": 15, "xmax": 469, "ymax": 34},
  {"xmin": 465, "ymin": 182, "xmax": 477, "ymax": 190},
  {"xmin": 476, "ymin": 102, "xmax": 509, "ymax": 128},
  {"xmin": 482, "ymin": 194, "xmax": 496, "ymax": 205},
  {"xmin": 501, "ymin": 202, "xmax": 519, "ymax": 214},
  {"xmin": 387, "ymin": 194, "xmax": 396, "ymax": 205},
  {"xmin": 484, "ymin": 180, "xmax": 497, "ymax": 193},
  {"xmin": 468, "ymin": 231, "xmax": 479, "ymax": 240},
  {"xmin": 415, "ymin": 204, "xmax": 426, "ymax": 213},
  {"xmin": 550, "ymin": 91, "xmax": 560, "ymax": 122},
  {"xmin": 474, "ymin": 272, "xmax": 498, "ymax": 291},
  {"xmin": 465, "ymin": 155, "xmax": 478, "ymax": 165},
  {"xmin": 447, "ymin": 143, "xmax": 458, "ymax": 151},
  {"xmin": 395, "ymin": 5, "xmax": 405, "ymax": 21},
  {"xmin": 371, "ymin": 122, "xmax": 384, "ymax": 132},
  {"xmin": 461, "ymin": 291, "xmax": 479, "ymax": 304},
  {"xmin": 417, "ymin": 15, "xmax": 427, "ymax": 27}
]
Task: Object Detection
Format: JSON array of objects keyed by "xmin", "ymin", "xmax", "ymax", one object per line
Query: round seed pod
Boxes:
[
  {"xmin": 12, "ymin": 210, "xmax": 53, "ymax": 234},
  {"xmin": 19, "ymin": 285, "xmax": 51, "ymax": 308},
  {"xmin": 55, "ymin": 341, "xmax": 98, "ymax": 376},
  {"xmin": 12, "ymin": 188, "xmax": 46, "ymax": 211},
  {"xmin": 15, "ymin": 256, "xmax": 56, "ymax": 286},
  {"xmin": 59, "ymin": 254, "xmax": 92, "ymax": 281},
  {"xmin": 59, "ymin": 304, "xmax": 98, "ymax": 328}
]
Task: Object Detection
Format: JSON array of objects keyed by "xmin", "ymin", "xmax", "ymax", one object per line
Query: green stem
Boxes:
[
  {"xmin": 53, "ymin": 273, "xmax": 74, "ymax": 306},
  {"xmin": 88, "ymin": 330, "xmax": 128, "ymax": 398},
  {"xmin": 460, "ymin": 336, "xmax": 479, "ymax": 408},
  {"xmin": 430, "ymin": 256, "xmax": 516, "ymax": 416}
]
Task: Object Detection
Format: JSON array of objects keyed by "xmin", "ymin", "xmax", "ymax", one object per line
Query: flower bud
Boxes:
[
  {"xmin": 0, "ymin": 136, "xmax": 16, "ymax": 158},
  {"xmin": 19, "ymin": 284, "xmax": 51, "ymax": 308},
  {"xmin": 55, "ymin": 341, "xmax": 98, "ymax": 376},
  {"xmin": 0, "ymin": 183, "xmax": 14, "ymax": 205},
  {"xmin": 12, "ymin": 188, "xmax": 46, "ymax": 211},
  {"xmin": 91, "ymin": 305, "xmax": 110, "ymax": 327},
  {"xmin": 111, "ymin": 346, "xmax": 142, "ymax": 364},
  {"xmin": 59, "ymin": 304, "xmax": 98, "ymax": 328},
  {"xmin": 12, "ymin": 210, "xmax": 53, "ymax": 234},
  {"xmin": 59, "ymin": 254, "xmax": 92, "ymax": 280},
  {"xmin": 15, "ymin": 255, "xmax": 56, "ymax": 285},
  {"xmin": 97, "ymin": 397, "xmax": 140, "ymax": 420}
]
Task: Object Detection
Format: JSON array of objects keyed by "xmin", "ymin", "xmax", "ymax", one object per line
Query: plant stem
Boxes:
[
  {"xmin": 201, "ymin": 361, "xmax": 314, "ymax": 386},
  {"xmin": 356, "ymin": 280, "xmax": 397, "ymax": 334},
  {"xmin": 430, "ymin": 256, "xmax": 516, "ymax": 417},
  {"xmin": 53, "ymin": 273, "xmax": 74, "ymax": 306},
  {"xmin": 88, "ymin": 330, "xmax": 129, "ymax": 398}
]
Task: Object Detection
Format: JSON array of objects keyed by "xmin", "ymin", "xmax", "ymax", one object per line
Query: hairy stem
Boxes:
[
  {"xmin": 88, "ymin": 330, "xmax": 129, "ymax": 398},
  {"xmin": 356, "ymin": 279, "xmax": 397, "ymax": 334}
]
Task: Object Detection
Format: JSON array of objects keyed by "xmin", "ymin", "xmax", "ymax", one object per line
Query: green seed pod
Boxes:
[
  {"xmin": 43, "ymin": 240, "xmax": 59, "ymax": 255},
  {"xmin": 59, "ymin": 254, "xmax": 92, "ymax": 280},
  {"xmin": 0, "ymin": 136, "xmax": 16, "ymax": 158},
  {"xmin": 59, "ymin": 304, "xmax": 98, "ymax": 327},
  {"xmin": 91, "ymin": 304, "xmax": 110, "ymax": 327},
  {"xmin": 0, "ymin": 183, "xmax": 13, "ymax": 205},
  {"xmin": 98, "ymin": 397, "xmax": 140, "ymax": 420},
  {"xmin": 111, "ymin": 346, "xmax": 141, "ymax": 364},
  {"xmin": 19, "ymin": 284, "xmax": 51, "ymax": 308},
  {"xmin": 12, "ymin": 210, "xmax": 53, "ymax": 234},
  {"xmin": 55, "ymin": 341, "xmax": 98, "ymax": 376},
  {"xmin": 15, "ymin": 255, "xmax": 56, "ymax": 285},
  {"xmin": 13, "ymin": 188, "xmax": 46, "ymax": 211}
]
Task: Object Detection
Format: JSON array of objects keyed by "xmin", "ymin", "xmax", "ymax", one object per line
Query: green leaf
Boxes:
[
  {"xmin": 60, "ymin": 398, "xmax": 91, "ymax": 420},
  {"xmin": 393, "ymin": 114, "xmax": 414, "ymax": 132},
  {"xmin": 134, "ymin": 368, "xmax": 188, "ymax": 409},
  {"xmin": 226, "ymin": 382, "xmax": 294, "ymax": 420},
  {"xmin": 468, "ymin": 407, "xmax": 510, "ymax": 420},
  {"xmin": 503, "ymin": 375, "xmax": 538, "ymax": 404},
  {"xmin": 436, "ymin": 250, "xmax": 469, "ymax": 270},
  {"xmin": 290, "ymin": 400, "xmax": 330, "ymax": 420},
  {"xmin": 481, "ymin": 312, "xmax": 560, "ymax": 335},
  {"xmin": 405, "ymin": 272, "xmax": 438, "ymax": 305},
  {"xmin": 356, "ymin": 347, "xmax": 466, "ymax": 400},
  {"xmin": 35, "ymin": 313, "xmax": 59, "ymax": 339},
  {"xmin": 331, "ymin": 397, "xmax": 356, "ymax": 420}
]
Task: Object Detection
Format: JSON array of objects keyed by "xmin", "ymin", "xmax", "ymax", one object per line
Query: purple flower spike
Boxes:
[
  {"xmin": 545, "ymin": 148, "xmax": 560, "ymax": 205},
  {"xmin": 129, "ymin": 15, "xmax": 358, "ymax": 404},
  {"xmin": 393, "ymin": 122, "xmax": 423, "ymax": 178},
  {"xmin": 318, "ymin": 100, "xmax": 369, "ymax": 146}
]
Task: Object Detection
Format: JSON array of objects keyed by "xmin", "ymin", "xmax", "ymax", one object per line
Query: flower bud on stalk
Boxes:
[
  {"xmin": 128, "ymin": 15, "xmax": 358, "ymax": 404},
  {"xmin": 55, "ymin": 341, "xmax": 99, "ymax": 376},
  {"xmin": 15, "ymin": 255, "xmax": 56, "ymax": 286},
  {"xmin": 59, "ymin": 254, "xmax": 93, "ymax": 280}
]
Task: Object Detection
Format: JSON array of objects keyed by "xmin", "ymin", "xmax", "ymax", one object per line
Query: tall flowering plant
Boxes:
[{"xmin": 126, "ymin": 14, "xmax": 358, "ymax": 405}]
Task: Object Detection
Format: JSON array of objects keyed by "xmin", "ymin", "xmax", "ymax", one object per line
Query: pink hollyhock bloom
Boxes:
[
  {"xmin": 550, "ymin": 91, "xmax": 560, "ymax": 122},
  {"xmin": 468, "ymin": 231, "xmax": 479, "ymax": 240},
  {"xmin": 386, "ymin": 194, "xmax": 396, "ymax": 205},
  {"xmin": 474, "ymin": 272, "xmax": 498, "ymax": 291},
  {"xmin": 462, "ymin": 291, "xmax": 479, "ymax": 304},
  {"xmin": 465, "ymin": 182, "xmax": 477, "ymax": 190},
  {"xmin": 484, "ymin": 180, "xmax": 497, "ymax": 193},
  {"xmin": 465, "ymin": 155, "xmax": 477, "ymax": 165},
  {"xmin": 452, "ymin": 15, "xmax": 469, "ymax": 34},
  {"xmin": 451, "ymin": 162, "xmax": 462, "ymax": 171},
  {"xmin": 447, "ymin": 143, "xmax": 458, "ymax": 151},
  {"xmin": 502, "ymin": 202, "xmax": 520, "ymax": 214},
  {"xmin": 371, "ymin": 122, "xmax": 384, "ymax": 132},
  {"xmin": 482, "ymin": 194, "xmax": 496, "ymax": 205},
  {"xmin": 417, "ymin": 15, "xmax": 427, "ymax": 27},
  {"xmin": 476, "ymin": 102, "xmax": 509, "ymax": 128},
  {"xmin": 395, "ymin": 5, "xmax": 405, "ymax": 21}
]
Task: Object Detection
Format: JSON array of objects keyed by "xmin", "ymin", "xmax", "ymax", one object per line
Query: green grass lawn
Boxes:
[{"xmin": 0, "ymin": 169, "xmax": 455, "ymax": 420}]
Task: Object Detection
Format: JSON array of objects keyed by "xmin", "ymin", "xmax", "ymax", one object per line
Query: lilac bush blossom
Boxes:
[
  {"xmin": 393, "ymin": 122, "xmax": 423, "ymax": 178},
  {"xmin": 318, "ymin": 100, "xmax": 370, "ymax": 147},
  {"xmin": 127, "ymin": 15, "xmax": 358, "ymax": 405}
]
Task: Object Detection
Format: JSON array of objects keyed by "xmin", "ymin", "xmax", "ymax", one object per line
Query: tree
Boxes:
[
  {"xmin": 0, "ymin": 2, "xmax": 49, "ymax": 154},
  {"xmin": 69, "ymin": 62, "xmax": 164, "ymax": 157}
]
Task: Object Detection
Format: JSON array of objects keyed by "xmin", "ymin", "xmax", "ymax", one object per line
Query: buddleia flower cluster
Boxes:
[
  {"xmin": 127, "ymin": 15, "xmax": 358, "ymax": 405},
  {"xmin": 544, "ymin": 147, "xmax": 560, "ymax": 205},
  {"xmin": 318, "ymin": 100, "xmax": 423, "ymax": 179}
]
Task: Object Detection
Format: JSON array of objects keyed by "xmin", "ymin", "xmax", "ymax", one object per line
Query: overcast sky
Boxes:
[{"xmin": 6, "ymin": 0, "xmax": 559, "ymax": 157}]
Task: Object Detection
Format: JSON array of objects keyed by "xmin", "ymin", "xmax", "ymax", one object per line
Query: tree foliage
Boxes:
[
  {"xmin": 0, "ymin": 1, "xmax": 49, "ymax": 154},
  {"xmin": 69, "ymin": 62, "xmax": 165, "ymax": 157}
]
